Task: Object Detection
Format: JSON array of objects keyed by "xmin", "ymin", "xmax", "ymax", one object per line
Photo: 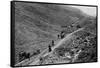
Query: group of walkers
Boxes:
[
  {"xmin": 19, "ymin": 52, "xmax": 30, "ymax": 61},
  {"xmin": 19, "ymin": 49, "xmax": 40, "ymax": 61},
  {"xmin": 39, "ymin": 31, "xmax": 66, "ymax": 63},
  {"xmin": 48, "ymin": 31, "xmax": 66, "ymax": 52},
  {"xmin": 48, "ymin": 40, "xmax": 55, "ymax": 52},
  {"xmin": 19, "ymin": 31, "xmax": 66, "ymax": 63},
  {"xmin": 58, "ymin": 31, "xmax": 66, "ymax": 39}
]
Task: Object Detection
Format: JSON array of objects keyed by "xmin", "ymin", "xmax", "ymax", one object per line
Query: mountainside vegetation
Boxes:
[{"xmin": 14, "ymin": 2, "xmax": 97, "ymax": 65}]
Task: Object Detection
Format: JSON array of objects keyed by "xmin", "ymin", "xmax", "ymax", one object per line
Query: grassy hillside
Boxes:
[{"xmin": 14, "ymin": 2, "xmax": 97, "ymax": 64}]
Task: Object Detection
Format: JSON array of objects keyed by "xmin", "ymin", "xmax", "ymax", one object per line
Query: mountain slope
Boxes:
[{"xmin": 14, "ymin": 2, "xmax": 96, "ymax": 65}]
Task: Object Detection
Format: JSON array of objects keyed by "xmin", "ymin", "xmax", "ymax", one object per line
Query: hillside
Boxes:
[{"xmin": 14, "ymin": 2, "xmax": 97, "ymax": 65}]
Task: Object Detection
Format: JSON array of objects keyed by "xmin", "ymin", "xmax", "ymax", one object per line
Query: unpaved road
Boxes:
[{"xmin": 15, "ymin": 28, "xmax": 84, "ymax": 66}]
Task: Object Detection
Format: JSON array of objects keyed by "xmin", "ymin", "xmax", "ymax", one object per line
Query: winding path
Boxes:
[{"xmin": 15, "ymin": 28, "xmax": 84, "ymax": 66}]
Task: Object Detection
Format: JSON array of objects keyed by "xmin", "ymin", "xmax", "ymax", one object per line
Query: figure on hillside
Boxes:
[
  {"xmin": 40, "ymin": 57, "xmax": 43, "ymax": 61},
  {"xmin": 19, "ymin": 52, "xmax": 31, "ymax": 61},
  {"xmin": 48, "ymin": 44, "xmax": 52, "ymax": 52},
  {"xmin": 60, "ymin": 31, "xmax": 65, "ymax": 39},
  {"xmin": 39, "ymin": 57, "xmax": 43, "ymax": 64},
  {"xmin": 57, "ymin": 31, "xmax": 66, "ymax": 39},
  {"xmin": 26, "ymin": 53, "xmax": 30, "ymax": 60},
  {"xmin": 51, "ymin": 40, "xmax": 54, "ymax": 46},
  {"xmin": 57, "ymin": 34, "xmax": 60, "ymax": 39}
]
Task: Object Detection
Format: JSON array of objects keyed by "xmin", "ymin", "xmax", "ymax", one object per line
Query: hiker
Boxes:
[
  {"xmin": 27, "ymin": 53, "xmax": 30, "ymax": 60},
  {"xmin": 21, "ymin": 52, "xmax": 26, "ymax": 59},
  {"xmin": 60, "ymin": 31, "xmax": 65, "ymax": 39},
  {"xmin": 23, "ymin": 52, "xmax": 30, "ymax": 60},
  {"xmin": 39, "ymin": 57, "xmax": 43, "ymax": 64},
  {"xmin": 19, "ymin": 52, "xmax": 26, "ymax": 61},
  {"xmin": 58, "ymin": 34, "xmax": 60, "ymax": 39},
  {"xmin": 48, "ymin": 44, "xmax": 52, "ymax": 52},
  {"xmin": 51, "ymin": 40, "xmax": 54, "ymax": 46},
  {"xmin": 40, "ymin": 57, "xmax": 43, "ymax": 61},
  {"xmin": 19, "ymin": 52, "xmax": 31, "ymax": 61},
  {"xmin": 57, "ymin": 31, "xmax": 65, "ymax": 39}
]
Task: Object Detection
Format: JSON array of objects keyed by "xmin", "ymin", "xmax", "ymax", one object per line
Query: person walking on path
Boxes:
[
  {"xmin": 48, "ymin": 44, "xmax": 52, "ymax": 52},
  {"xmin": 51, "ymin": 40, "xmax": 54, "ymax": 46}
]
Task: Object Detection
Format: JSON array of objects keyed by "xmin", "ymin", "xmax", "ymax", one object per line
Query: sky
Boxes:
[{"xmin": 71, "ymin": 6, "xmax": 96, "ymax": 17}]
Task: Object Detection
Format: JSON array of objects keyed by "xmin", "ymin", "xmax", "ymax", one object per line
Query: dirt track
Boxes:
[{"xmin": 15, "ymin": 28, "xmax": 84, "ymax": 66}]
